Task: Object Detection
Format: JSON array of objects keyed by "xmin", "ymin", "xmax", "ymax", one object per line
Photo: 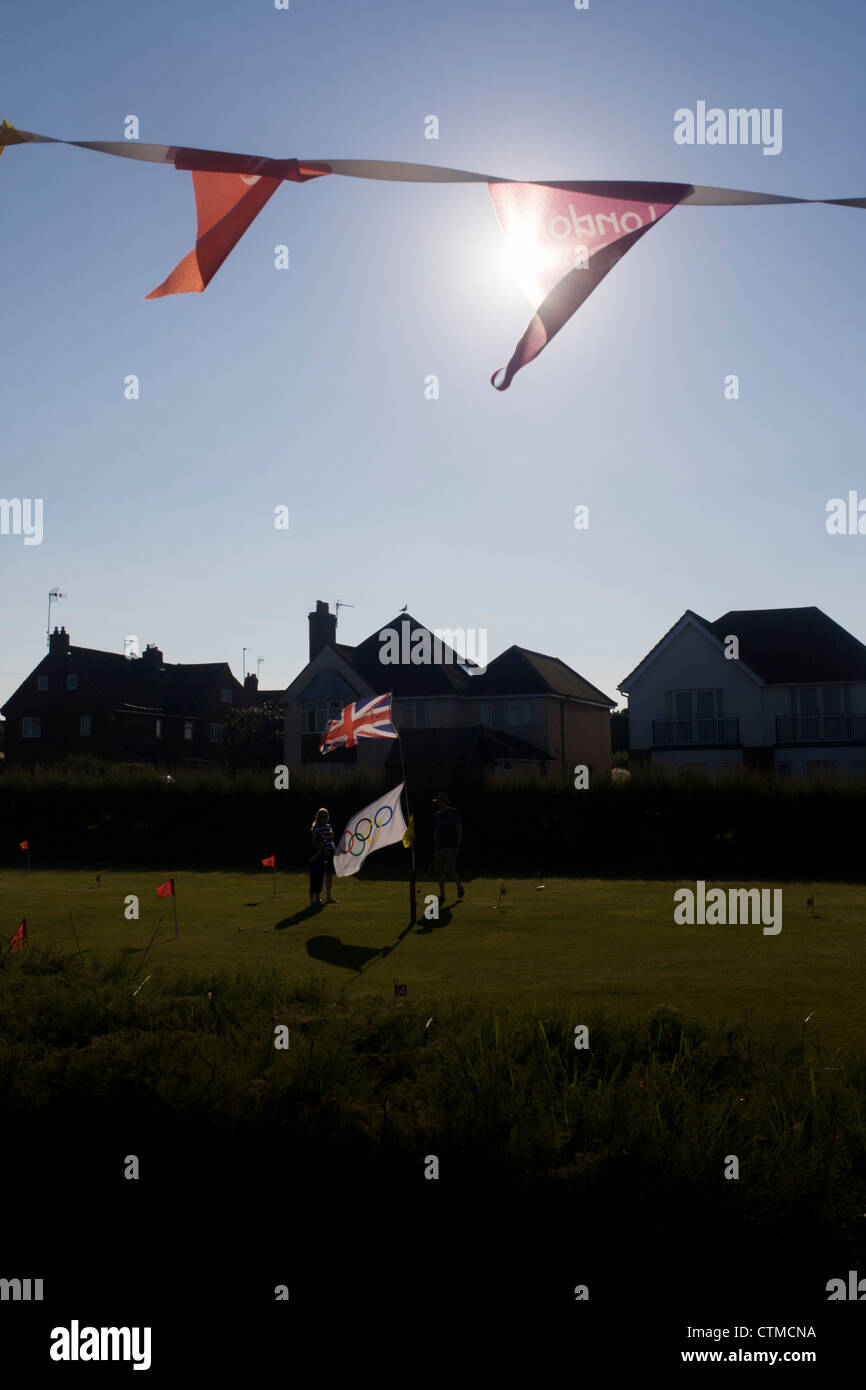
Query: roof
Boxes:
[
  {"xmin": 1, "ymin": 644, "xmax": 241, "ymax": 717},
  {"xmin": 619, "ymin": 606, "xmax": 866, "ymax": 689},
  {"xmin": 469, "ymin": 646, "xmax": 615, "ymax": 706},
  {"xmin": 349, "ymin": 614, "xmax": 476, "ymax": 697},
  {"xmin": 704, "ymin": 607, "xmax": 866, "ymax": 683}
]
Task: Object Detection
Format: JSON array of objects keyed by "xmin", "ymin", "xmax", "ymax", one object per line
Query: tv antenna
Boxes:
[
  {"xmin": 256, "ymin": 656, "xmax": 264, "ymax": 682},
  {"xmin": 335, "ymin": 601, "xmax": 354, "ymax": 629},
  {"xmin": 46, "ymin": 588, "xmax": 67, "ymax": 646}
]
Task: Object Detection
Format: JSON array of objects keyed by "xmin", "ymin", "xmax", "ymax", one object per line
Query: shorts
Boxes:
[{"xmin": 434, "ymin": 846, "xmax": 458, "ymax": 877}]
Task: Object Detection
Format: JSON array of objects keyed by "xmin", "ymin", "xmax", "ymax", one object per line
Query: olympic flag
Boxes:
[{"xmin": 333, "ymin": 783, "xmax": 407, "ymax": 878}]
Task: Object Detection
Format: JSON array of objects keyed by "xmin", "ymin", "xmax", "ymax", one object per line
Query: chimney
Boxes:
[
  {"xmin": 142, "ymin": 643, "xmax": 164, "ymax": 668},
  {"xmin": 244, "ymin": 673, "xmax": 258, "ymax": 693},
  {"xmin": 49, "ymin": 626, "xmax": 70, "ymax": 654},
  {"xmin": 308, "ymin": 600, "xmax": 337, "ymax": 661}
]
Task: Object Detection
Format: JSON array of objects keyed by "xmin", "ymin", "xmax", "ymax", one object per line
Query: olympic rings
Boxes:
[{"xmin": 337, "ymin": 803, "xmax": 396, "ymax": 859}]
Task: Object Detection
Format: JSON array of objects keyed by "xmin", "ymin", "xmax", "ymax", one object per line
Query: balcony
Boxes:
[
  {"xmin": 652, "ymin": 717, "xmax": 740, "ymax": 748},
  {"xmin": 776, "ymin": 714, "xmax": 866, "ymax": 744}
]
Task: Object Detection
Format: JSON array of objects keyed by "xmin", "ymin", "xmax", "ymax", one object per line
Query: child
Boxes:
[{"xmin": 309, "ymin": 807, "xmax": 338, "ymax": 906}]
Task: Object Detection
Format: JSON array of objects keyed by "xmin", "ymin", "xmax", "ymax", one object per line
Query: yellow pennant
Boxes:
[{"xmin": 0, "ymin": 119, "xmax": 27, "ymax": 155}]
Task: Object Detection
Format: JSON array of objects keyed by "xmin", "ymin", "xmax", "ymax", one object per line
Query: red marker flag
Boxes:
[
  {"xmin": 9, "ymin": 919, "xmax": 27, "ymax": 952},
  {"xmin": 19, "ymin": 840, "xmax": 28, "ymax": 850},
  {"xmin": 488, "ymin": 181, "xmax": 690, "ymax": 389},
  {"xmin": 156, "ymin": 878, "xmax": 175, "ymax": 898},
  {"xmin": 261, "ymin": 855, "xmax": 276, "ymax": 868},
  {"xmin": 147, "ymin": 157, "xmax": 329, "ymax": 299}
]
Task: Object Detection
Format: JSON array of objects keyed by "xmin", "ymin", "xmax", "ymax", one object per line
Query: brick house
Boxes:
[
  {"xmin": 0, "ymin": 627, "xmax": 255, "ymax": 765},
  {"xmin": 280, "ymin": 601, "xmax": 615, "ymax": 782}
]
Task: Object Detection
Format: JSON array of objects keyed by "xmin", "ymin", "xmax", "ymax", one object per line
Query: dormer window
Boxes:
[
  {"xmin": 220, "ymin": 689, "xmax": 232, "ymax": 704},
  {"xmin": 37, "ymin": 676, "xmax": 48, "ymax": 691},
  {"xmin": 66, "ymin": 674, "xmax": 78, "ymax": 691}
]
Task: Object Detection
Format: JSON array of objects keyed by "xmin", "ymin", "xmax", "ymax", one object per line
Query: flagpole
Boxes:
[
  {"xmin": 172, "ymin": 882, "xmax": 178, "ymax": 939},
  {"xmin": 273, "ymin": 861, "xmax": 277, "ymax": 898},
  {"xmin": 396, "ymin": 730, "xmax": 416, "ymax": 924}
]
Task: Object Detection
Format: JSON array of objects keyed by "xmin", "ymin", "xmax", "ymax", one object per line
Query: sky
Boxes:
[{"xmin": 2, "ymin": 0, "xmax": 865, "ymax": 712}]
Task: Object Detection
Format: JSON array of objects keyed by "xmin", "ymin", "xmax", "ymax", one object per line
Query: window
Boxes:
[
  {"xmin": 22, "ymin": 717, "xmax": 41, "ymax": 738},
  {"xmin": 823, "ymin": 687, "xmax": 842, "ymax": 715},
  {"xmin": 669, "ymin": 689, "xmax": 721, "ymax": 718},
  {"xmin": 792, "ymin": 687, "xmax": 844, "ymax": 738},
  {"xmin": 209, "ymin": 723, "xmax": 223, "ymax": 743},
  {"xmin": 396, "ymin": 701, "xmax": 427, "ymax": 729},
  {"xmin": 220, "ymin": 689, "xmax": 232, "ymax": 704},
  {"xmin": 184, "ymin": 720, "xmax": 194, "ymax": 741},
  {"xmin": 156, "ymin": 719, "xmax": 163, "ymax": 739},
  {"xmin": 66, "ymin": 674, "xmax": 78, "ymax": 691},
  {"xmin": 37, "ymin": 675, "xmax": 48, "ymax": 691},
  {"xmin": 480, "ymin": 699, "xmax": 532, "ymax": 728},
  {"xmin": 793, "ymin": 686, "xmax": 842, "ymax": 715},
  {"xmin": 303, "ymin": 700, "xmax": 342, "ymax": 733},
  {"xmin": 80, "ymin": 715, "xmax": 92, "ymax": 737}
]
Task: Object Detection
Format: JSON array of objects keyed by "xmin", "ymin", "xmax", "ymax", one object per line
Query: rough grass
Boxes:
[{"xmin": 1, "ymin": 948, "xmax": 864, "ymax": 1266}]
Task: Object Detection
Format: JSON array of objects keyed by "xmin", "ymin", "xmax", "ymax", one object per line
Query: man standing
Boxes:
[{"xmin": 433, "ymin": 792, "xmax": 464, "ymax": 906}]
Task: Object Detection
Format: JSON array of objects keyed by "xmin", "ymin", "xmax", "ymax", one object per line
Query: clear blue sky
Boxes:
[{"xmin": 2, "ymin": 0, "xmax": 865, "ymax": 710}]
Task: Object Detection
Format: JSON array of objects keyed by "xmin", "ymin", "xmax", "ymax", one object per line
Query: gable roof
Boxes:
[
  {"xmin": 470, "ymin": 645, "xmax": 615, "ymax": 706},
  {"xmin": 619, "ymin": 606, "xmax": 866, "ymax": 692}
]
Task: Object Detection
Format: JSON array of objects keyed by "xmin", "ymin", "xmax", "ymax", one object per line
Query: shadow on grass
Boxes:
[
  {"xmin": 415, "ymin": 903, "xmax": 453, "ymax": 934},
  {"xmin": 274, "ymin": 905, "xmax": 323, "ymax": 930},
  {"xmin": 306, "ymin": 934, "xmax": 386, "ymax": 972}
]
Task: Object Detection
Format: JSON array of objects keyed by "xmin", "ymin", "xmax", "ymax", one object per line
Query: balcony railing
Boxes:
[
  {"xmin": 776, "ymin": 714, "xmax": 866, "ymax": 744},
  {"xmin": 652, "ymin": 717, "xmax": 740, "ymax": 747}
]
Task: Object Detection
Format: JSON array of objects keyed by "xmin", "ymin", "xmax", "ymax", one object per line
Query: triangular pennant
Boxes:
[
  {"xmin": 147, "ymin": 170, "xmax": 284, "ymax": 298},
  {"xmin": 488, "ymin": 181, "xmax": 691, "ymax": 388}
]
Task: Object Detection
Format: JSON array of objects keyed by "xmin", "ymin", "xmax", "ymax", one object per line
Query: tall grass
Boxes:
[{"xmin": 1, "ymin": 948, "xmax": 863, "ymax": 1259}]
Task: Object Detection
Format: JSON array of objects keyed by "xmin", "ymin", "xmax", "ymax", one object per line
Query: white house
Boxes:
[{"xmin": 619, "ymin": 607, "xmax": 866, "ymax": 780}]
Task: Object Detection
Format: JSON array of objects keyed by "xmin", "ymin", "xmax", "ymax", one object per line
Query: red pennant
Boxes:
[
  {"xmin": 147, "ymin": 159, "xmax": 329, "ymax": 299},
  {"xmin": 18, "ymin": 840, "xmax": 28, "ymax": 850},
  {"xmin": 261, "ymin": 855, "xmax": 276, "ymax": 868},
  {"xmin": 9, "ymin": 920, "xmax": 27, "ymax": 952},
  {"xmin": 488, "ymin": 182, "xmax": 690, "ymax": 388},
  {"xmin": 156, "ymin": 877, "xmax": 175, "ymax": 898}
]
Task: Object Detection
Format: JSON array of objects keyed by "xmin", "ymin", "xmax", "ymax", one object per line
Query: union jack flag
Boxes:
[{"xmin": 319, "ymin": 692, "xmax": 397, "ymax": 754}]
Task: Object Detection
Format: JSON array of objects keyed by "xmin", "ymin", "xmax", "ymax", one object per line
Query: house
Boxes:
[
  {"xmin": 619, "ymin": 606, "xmax": 866, "ymax": 780},
  {"xmin": 0, "ymin": 627, "xmax": 256, "ymax": 765},
  {"xmin": 280, "ymin": 601, "xmax": 614, "ymax": 782}
]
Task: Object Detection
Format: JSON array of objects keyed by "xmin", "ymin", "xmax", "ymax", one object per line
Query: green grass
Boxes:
[{"xmin": 3, "ymin": 869, "xmax": 865, "ymax": 1049}]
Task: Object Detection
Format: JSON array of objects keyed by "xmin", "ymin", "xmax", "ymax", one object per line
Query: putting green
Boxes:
[{"xmin": 3, "ymin": 870, "xmax": 864, "ymax": 1048}]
